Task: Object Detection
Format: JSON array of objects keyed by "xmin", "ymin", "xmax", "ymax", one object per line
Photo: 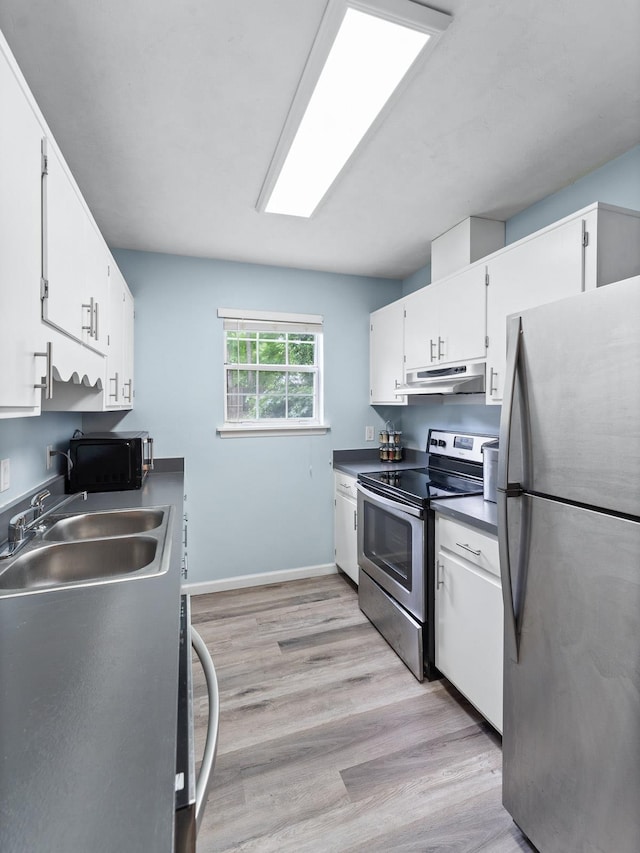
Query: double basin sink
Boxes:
[{"xmin": 0, "ymin": 506, "xmax": 173, "ymax": 595}]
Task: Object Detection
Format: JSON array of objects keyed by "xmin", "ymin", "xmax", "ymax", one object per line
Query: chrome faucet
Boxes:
[{"xmin": 1, "ymin": 490, "xmax": 88, "ymax": 559}]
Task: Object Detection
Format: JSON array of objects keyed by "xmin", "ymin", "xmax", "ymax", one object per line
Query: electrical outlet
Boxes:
[
  {"xmin": 365, "ymin": 425, "xmax": 374, "ymax": 442},
  {"xmin": 46, "ymin": 445, "xmax": 54, "ymax": 470},
  {"xmin": 0, "ymin": 458, "xmax": 10, "ymax": 492}
]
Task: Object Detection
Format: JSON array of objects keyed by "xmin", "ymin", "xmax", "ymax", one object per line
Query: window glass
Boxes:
[{"xmin": 222, "ymin": 316, "xmax": 323, "ymax": 427}]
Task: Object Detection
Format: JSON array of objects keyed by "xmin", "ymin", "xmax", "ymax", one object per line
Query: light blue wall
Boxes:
[
  {"xmin": 506, "ymin": 144, "xmax": 640, "ymax": 244},
  {"xmin": 86, "ymin": 251, "xmax": 401, "ymax": 583},
  {"xmin": 395, "ymin": 400, "xmax": 501, "ymax": 451},
  {"xmin": 403, "ymin": 262, "xmax": 431, "ymax": 296},
  {"xmin": 0, "ymin": 413, "xmax": 81, "ymax": 506}
]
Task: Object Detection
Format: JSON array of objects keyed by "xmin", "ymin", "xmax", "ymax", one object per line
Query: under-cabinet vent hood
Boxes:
[{"xmin": 396, "ymin": 362, "xmax": 485, "ymax": 395}]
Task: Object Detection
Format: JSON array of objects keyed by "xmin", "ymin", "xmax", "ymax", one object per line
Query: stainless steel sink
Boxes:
[
  {"xmin": 0, "ymin": 536, "xmax": 158, "ymax": 591},
  {"xmin": 43, "ymin": 508, "xmax": 165, "ymax": 542},
  {"xmin": 0, "ymin": 503, "xmax": 173, "ymax": 596}
]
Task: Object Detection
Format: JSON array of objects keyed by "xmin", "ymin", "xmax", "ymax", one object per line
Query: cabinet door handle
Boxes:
[
  {"xmin": 489, "ymin": 367, "xmax": 498, "ymax": 395},
  {"xmin": 429, "ymin": 339, "xmax": 437, "ymax": 362},
  {"xmin": 109, "ymin": 371, "xmax": 119, "ymax": 400},
  {"xmin": 34, "ymin": 341, "xmax": 53, "ymax": 400},
  {"xmin": 456, "ymin": 542, "xmax": 481, "ymax": 557},
  {"xmin": 353, "ymin": 509, "xmax": 357, "ymax": 531},
  {"xmin": 437, "ymin": 336, "xmax": 445, "ymax": 360},
  {"xmin": 436, "ymin": 559, "xmax": 444, "ymax": 589},
  {"xmin": 82, "ymin": 296, "xmax": 95, "ymax": 337},
  {"xmin": 94, "ymin": 301, "xmax": 99, "ymax": 341}
]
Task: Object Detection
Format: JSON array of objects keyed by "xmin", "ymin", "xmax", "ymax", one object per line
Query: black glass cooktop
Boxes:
[{"xmin": 359, "ymin": 467, "xmax": 483, "ymax": 506}]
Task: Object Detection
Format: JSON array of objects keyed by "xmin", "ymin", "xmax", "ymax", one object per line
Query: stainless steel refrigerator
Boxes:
[{"xmin": 497, "ymin": 275, "xmax": 640, "ymax": 853}]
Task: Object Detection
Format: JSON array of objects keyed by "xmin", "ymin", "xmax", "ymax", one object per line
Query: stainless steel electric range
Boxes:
[{"xmin": 357, "ymin": 429, "xmax": 496, "ymax": 681}]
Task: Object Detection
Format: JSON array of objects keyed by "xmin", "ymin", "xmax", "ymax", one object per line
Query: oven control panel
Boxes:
[{"xmin": 428, "ymin": 430, "xmax": 496, "ymax": 464}]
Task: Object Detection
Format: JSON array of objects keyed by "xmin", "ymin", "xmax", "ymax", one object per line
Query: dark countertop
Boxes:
[
  {"xmin": 432, "ymin": 494, "xmax": 498, "ymax": 536},
  {"xmin": 0, "ymin": 461, "xmax": 185, "ymax": 853},
  {"xmin": 333, "ymin": 448, "xmax": 428, "ymax": 477}
]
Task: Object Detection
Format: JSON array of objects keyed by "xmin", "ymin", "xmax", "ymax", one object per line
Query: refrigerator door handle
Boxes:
[
  {"xmin": 498, "ymin": 312, "xmax": 533, "ymax": 663},
  {"xmin": 498, "ymin": 315, "xmax": 523, "ymax": 494},
  {"xmin": 498, "ymin": 488, "xmax": 520, "ymax": 662}
]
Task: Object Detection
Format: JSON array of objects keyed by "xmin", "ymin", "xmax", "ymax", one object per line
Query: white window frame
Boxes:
[{"xmin": 217, "ymin": 308, "xmax": 329, "ymax": 438}]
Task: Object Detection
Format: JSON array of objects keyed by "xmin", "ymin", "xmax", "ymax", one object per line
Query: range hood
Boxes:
[{"xmin": 396, "ymin": 362, "xmax": 485, "ymax": 395}]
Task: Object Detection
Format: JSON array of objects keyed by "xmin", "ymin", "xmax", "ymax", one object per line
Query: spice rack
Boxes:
[{"xmin": 378, "ymin": 421, "xmax": 403, "ymax": 462}]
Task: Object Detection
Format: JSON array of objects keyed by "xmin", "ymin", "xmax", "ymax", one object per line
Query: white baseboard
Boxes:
[{"xmin": 183, "ymin": 563, "xmax": 337, "ymax": 595}]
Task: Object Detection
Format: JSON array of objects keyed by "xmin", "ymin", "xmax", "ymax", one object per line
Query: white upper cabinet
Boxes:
[
  {"xmin": 0, "ymin": 44, "xmax": 45, "ymax": 416},
  {"xmin": 105, "ymin": 265, "xmax": 134, "ymax": 409},
  {"xmin": 82, "ymin": 216, "xmax": 110, "ymax": 355},
  {"xmin": 371, "ymin": 204, "xmax": 640, "ymax": 411},
  {"xmin": 122, "ymin": 287, "xmax": 135, "ymax": 407},
  {"xmin": 404, "ymin": 265, "xmax": 486, "ymax": 371},
  {"xmin": 370, "ymin": 300, "xmax": 406, "ymax": 405},
  {"xmin": 404, "ymin": 286, "xmax": 439, "ymax": 371},
  {"xmin": 43, "ymin": 141, "xmax": 109, "ymax": 356},
  {"xmin": 437, "ymin": 264, "xmax": 487, "ymax": 366},
  {"xmin": 0, "ymin": 29, "xmax": 135, "ymax": 417},
  {"xmin": 485, "ymin": 216, "xmax": 585, "ymax": 403},
  {"xmin": 485, "ymin": 204, "xmax": 640, "ymax": 404}
]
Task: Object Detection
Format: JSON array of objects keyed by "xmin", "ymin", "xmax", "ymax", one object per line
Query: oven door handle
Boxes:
[{"xmin": 356, "ymin": 483, "xmax": 423, "ymax": 519}]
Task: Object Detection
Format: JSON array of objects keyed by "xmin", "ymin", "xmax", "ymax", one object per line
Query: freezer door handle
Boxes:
[{"xmin": 498, "ymin": 315, "xmax": 523, "ymax": 494}]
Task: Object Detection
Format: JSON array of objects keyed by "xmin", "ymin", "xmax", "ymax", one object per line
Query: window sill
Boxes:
[{"xmin": 217, "ymin": 423, "xmax": 330, "ymax": 439}]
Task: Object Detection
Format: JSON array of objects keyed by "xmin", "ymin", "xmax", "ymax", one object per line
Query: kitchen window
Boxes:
[{"xmin": 217, "ymin": 308, "xmax": 328, "ymax": 437}]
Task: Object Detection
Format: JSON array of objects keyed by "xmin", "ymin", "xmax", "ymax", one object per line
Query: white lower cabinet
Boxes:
[
  {"xmin": 435, "ymin": 515, "xmax": 503, "ymax": 732},
  {"xmin": 334, "ymin": 472, "xmax": 358, "ymax": 584}
]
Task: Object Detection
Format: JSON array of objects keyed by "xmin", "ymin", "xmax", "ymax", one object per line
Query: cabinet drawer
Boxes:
[
  {"xmin": 437, "ymin": 516, "xmax": 499, "ymax": 579},
  {"xmin": 334, "ymin": 471, "xmax": 357, "ymax": 500}
]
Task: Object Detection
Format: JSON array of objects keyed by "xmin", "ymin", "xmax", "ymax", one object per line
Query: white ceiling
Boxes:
[{"xmin": 1, "ymin": 0, "xmax": 639, "ymax": 279}]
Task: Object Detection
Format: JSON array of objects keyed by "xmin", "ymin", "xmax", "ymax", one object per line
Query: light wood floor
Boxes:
[{"xmin": 191, "ymin": 573, "xmax": 533, "ymax": 853}]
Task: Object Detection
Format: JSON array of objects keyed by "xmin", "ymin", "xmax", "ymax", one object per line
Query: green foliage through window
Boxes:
[{"xmin": 225, "ymin": 330, "xmax": 320, "ymax": 423}]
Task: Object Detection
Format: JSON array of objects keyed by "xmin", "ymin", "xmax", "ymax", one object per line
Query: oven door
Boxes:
[{"xmin": 357, "ymin": 484, "xmax": 425, "ymax": 622}]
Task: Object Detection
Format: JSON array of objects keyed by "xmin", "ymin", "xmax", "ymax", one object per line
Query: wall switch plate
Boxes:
[
  {"xmin": 0, "ymin": 458, "xmax": 10, "ymax": 492},
  {"xmin": 365, "ymin": 426, "xmax": 374, "ymax": 442},
  {"xmin": 46, "ymin": 445, "xmax": 54, "ymax": 470}
]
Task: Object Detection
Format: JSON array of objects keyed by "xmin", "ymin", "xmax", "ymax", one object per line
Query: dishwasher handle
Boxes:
[{"xmin": 191, "ymin": 626, "xmax": 219, "ymax": 832}]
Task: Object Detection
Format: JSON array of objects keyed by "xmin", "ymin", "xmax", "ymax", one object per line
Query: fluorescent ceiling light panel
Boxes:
[{"xmin": 259, "ymin": 1, "xmax": 451, "ymax": 218}]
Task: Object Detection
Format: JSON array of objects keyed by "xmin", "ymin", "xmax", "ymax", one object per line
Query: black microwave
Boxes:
[{"xmin": 67, "ymin": 431, "xmax": 154, "ymax": 493}]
